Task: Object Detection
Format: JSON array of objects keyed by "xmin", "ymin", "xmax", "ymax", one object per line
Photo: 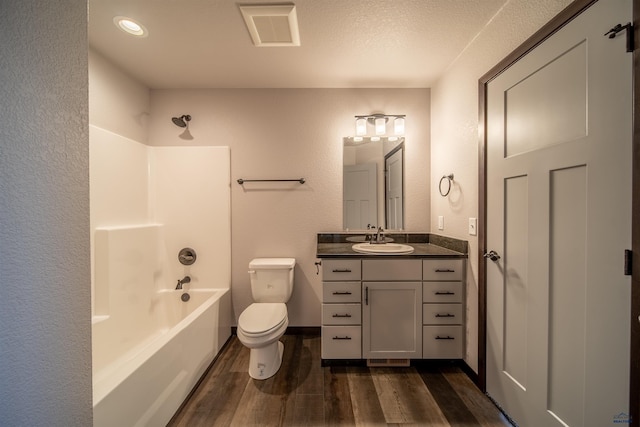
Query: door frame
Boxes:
[{"xmin": 477, "ymin": 0, "xmax": 639, "ymax": 423}]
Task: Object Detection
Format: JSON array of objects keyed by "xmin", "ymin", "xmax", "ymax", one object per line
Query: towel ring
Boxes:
[{"xmin": 439, "ymin": 174, "xmax": 454, "ymax": 197}]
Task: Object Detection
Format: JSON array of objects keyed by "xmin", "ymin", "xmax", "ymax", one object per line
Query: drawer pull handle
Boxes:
[
  {"xmin": 332, "ymin": 291, "xmax": 352, "ymax": 295},
  {"xmin": 435, "ymin": 313, "xmax": 456, "ymax": 318},
  {"xmin": 332, "ymin": 314, "xmax": 352, "ymax": 318},
  {"xmin": 332, "ymin": 269, "xmax": 352, "ymax": 273},
  {"xmin": 435, "ymin": 269, "xmax": 455, "ymax": 273},
  {"xmin": 333, "ymin": 336, "xmax": 352, "ymax": 340},
  {"xmin": 435, "ymin": 291, "xmax": 455, "ymax": 295},
  {"xmin": 436, "ymin": 335, "xmax": 455, "ymax": 340}
]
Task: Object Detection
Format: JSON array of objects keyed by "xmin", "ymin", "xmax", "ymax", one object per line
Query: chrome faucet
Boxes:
[
  {"xmin": 176, "ymin": 276, "xmax": 191, "ymax": 290},
  {"xmin": 365, "ymin": 224, "xmax": 375, "ymax": 242},
  {"xmin": 372, "ymin": 227, "xmax": 385, "ymax": 244}
]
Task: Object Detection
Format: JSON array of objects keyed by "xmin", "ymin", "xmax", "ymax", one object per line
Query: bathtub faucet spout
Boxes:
[{"xmin": 176, "ymin": 276, "xmax": 191, "ymax": 290}]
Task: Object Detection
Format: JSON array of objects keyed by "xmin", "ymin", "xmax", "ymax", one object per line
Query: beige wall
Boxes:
[
  {"xmin": 430, "ymin": 0, "xmax": 573, "ymax": 372},
  {"xmin": 0, "ymin": 1, "xmax": 92, "ymax": 424},
  {"xmin": 89, "ymin": 50, "xmax": 150, "ymax": 143},
  {"xmin": 148, "ymin": 89, "xmax": 431, "ymax": 325}
]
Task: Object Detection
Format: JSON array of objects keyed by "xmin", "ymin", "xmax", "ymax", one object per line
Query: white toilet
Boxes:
[{"xmin": 237, "ymin": 257, "xmax": 295, "ymax": 379}]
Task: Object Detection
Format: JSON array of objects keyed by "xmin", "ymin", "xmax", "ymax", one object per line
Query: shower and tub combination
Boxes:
[
  {"xmin": 89, "ymin": 132, "xmax": 231, "ymax": 427},
  {"xmin": 91, "ymin": 225, "xmax": 230, "ymax": 427}
]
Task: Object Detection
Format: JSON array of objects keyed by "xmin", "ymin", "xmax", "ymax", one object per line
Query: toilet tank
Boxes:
[{"xmin": 248, "ymin": 258, "xmax": 296, "ymax": 303}]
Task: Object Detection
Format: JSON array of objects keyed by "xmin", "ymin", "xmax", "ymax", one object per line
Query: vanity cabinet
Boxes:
[
  {"xmin": 422, "ymin": 259, "xmax": 464, "ymax": 358},
  {"xmin": 321, "ymin": 259, "xmax": 362, "ymax": 359},
  {"xmin": 318, "ymin": 244, "xmax": 466, "ymax": 362}
]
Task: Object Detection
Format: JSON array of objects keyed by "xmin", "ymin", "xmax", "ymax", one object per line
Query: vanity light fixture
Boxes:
[
  {"xmin": 353, "ymin": 114, "xmax": 406, "ymax": 137},
  {"xmin": 114, "ymin": 16, "xmax": 148, "ymax": 37}
]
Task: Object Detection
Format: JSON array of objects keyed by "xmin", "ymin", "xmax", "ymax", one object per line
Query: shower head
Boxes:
[{"xmin": 171, "ymin": 115, "xmax": 191, "ymax": 128}]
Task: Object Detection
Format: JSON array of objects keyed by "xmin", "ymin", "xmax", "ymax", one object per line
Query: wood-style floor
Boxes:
[{"xmin": 168, "ymin": 333, "xmax": 513, "ymax": 426}]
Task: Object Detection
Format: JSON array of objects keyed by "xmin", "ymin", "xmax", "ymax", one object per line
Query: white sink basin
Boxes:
[{"xmin": 352, "ymin": 242, "xmax": 415, "ymax": 254}]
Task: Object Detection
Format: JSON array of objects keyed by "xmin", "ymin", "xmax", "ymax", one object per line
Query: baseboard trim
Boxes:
[{"xmin": 231, "ymin": 326, "xmax": 321, "ymax": 336}]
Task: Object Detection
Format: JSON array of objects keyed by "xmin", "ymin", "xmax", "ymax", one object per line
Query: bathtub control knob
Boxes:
[
  {"xmin": 178, "ymin": 248, "xmax": 197, "ymax": 265},
  {"xmin": 181, "ymin": 293, "xmax": 190, "ymax": 302}
]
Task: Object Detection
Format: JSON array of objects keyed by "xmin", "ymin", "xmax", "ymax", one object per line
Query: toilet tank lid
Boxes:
[{"xmin": 249, "ymin": 258, "xmax": 296, "ymax": 269}]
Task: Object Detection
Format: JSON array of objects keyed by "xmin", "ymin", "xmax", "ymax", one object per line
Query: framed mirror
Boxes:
[{"xmin": 343, "ymin": 137, "xmax": 404, "ymax": 230}]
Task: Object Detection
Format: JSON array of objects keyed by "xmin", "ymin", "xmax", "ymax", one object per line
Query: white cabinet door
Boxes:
[{"xmin": 362, "ymin": 282, "xmax": 422, "ymax": 359}]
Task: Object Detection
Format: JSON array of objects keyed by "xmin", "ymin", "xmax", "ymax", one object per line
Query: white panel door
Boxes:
[
  {"xmin": 485, "ymin": 0, "xmax": 632, "ymax": 426},
  {"xmin": 385, "ymin": 146, "xmax": 403, "ymax": 229},
  {"xmin": 343, "ymin": 163, "xmax": 377, "ymax": 230}
]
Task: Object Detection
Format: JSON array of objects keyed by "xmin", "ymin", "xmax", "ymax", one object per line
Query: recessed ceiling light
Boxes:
[{"xmin": 113, "ymin": 16, "xmax": 148, "ymax": 37}]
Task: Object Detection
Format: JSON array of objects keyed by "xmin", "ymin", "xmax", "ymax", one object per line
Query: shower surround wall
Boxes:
[{"xmin": 89, "ymin": 126, "xmax": 231, "ymax": 304}]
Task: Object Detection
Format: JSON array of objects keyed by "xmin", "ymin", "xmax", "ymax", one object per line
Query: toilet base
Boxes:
[{"xmin": 247, "ymin": 340, "xmax": 284, "ymax": 380}]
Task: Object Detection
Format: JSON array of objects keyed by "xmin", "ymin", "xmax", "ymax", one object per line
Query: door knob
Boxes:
[{"xmin": 484, "ymin": 250, "xmax": 501, "ymax": 262}]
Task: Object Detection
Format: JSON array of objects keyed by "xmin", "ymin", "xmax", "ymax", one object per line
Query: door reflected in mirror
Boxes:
[{"xmin": 343, "ymin": 137, "xmax": 404, "ymax": 231}]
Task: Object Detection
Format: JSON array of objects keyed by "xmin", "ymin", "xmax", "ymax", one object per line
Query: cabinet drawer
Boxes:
[
  {"xmin": 423, "ymin": 282, "xmax": 463, "ymax": 303},
  {"xmin": 422, "ymin": 326, "xmax": 463, "ymax": 358},
  {"xmin": 322, "ymin": 326, "xmax": 362, "ymax": 359},
  {"xmin": 423, "ymin": 304, "xmax": 463, "ymax": 325},
  {"xmin": 322, "ymin": 304, "xmax": 361, "ymax": 325},
  {"xmin": 362, "ymin": 259, "xmax": 422, "ymax": 281},
  {"xmin": 322, "ymin": 259, "xmax": 361, "ymax": 281},
  {"xmin": 323, "ymin": 282, "xmax": 361, "ymax": 303},
  {"xmin": 423, "ymin": 259, "xmax": 463, "ymax": 281}
]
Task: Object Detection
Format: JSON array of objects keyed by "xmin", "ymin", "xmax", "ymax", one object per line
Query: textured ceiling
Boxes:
[{"xmin": 88, "ymin": 0, "xmax": 508, "ymax": 89}]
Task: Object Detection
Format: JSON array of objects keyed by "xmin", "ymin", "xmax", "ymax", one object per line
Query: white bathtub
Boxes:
[{"xmin": 92, "ymin": 288, "xmax": 231, "ymax": 427}]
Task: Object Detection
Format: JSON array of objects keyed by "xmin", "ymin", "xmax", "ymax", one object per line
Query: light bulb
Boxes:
[
  {"xmin": 394, "ymin": 117, "xmax": 405, "ymax": 135},
  {"xmin": 375, "ymin": 117, "xmax": 386, "ymax": 135},
  {"xmin": 355, "ymin": 118, "xmax": 367, "ymax": 136}
]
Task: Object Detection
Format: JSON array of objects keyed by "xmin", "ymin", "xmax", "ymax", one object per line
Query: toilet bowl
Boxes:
[
  {"xmin": 237, "ymin": 303, "xmax": 289, "ymax": 379},
  {"xmin": 237, "ymin": 258, "xmax": 295, "ymax": 380}
]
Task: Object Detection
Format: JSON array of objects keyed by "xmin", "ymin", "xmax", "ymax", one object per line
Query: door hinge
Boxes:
[
  {"xmin": 624, "ymin": 249, "xmax": 632, "ymax": 276},
  {"xmin": 604, "ymin": 22, "xmax": 634, "ymax": 53}
]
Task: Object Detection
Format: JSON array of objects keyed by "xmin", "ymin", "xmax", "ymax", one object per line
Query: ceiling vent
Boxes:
[{"xmin": 239, "ymin": 3, "xmax": 300, "ymax": 47}]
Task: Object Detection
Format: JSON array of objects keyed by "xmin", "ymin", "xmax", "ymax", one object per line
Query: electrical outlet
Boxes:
[
  {"xmin": 469, "ymin": 217, "xmax": 477, "ymax": 236},
  {"xmin": 438, "ymin": 216, "xmax": 444, "ymax": 230}
]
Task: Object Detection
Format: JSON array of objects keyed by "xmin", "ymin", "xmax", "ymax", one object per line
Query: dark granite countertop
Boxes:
[{"xmin": 316, "ymin": 233, "xmax": 468, "ymax": 259}]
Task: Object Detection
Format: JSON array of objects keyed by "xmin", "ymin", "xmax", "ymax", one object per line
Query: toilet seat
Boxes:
[{"xmin": 238, "ymin": 303, "xmax": 287, "ymax": 337}]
